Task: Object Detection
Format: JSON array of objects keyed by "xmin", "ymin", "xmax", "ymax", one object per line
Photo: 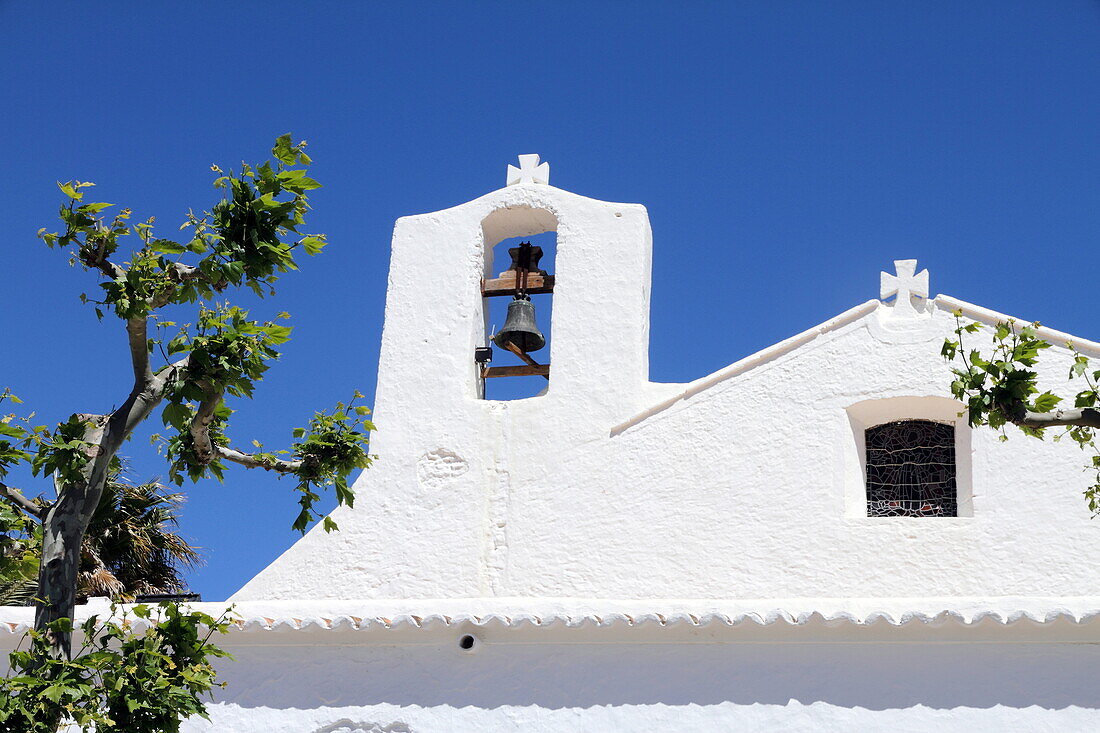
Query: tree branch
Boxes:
[
  {"xmin": 189, "ymin": 388, "xmax": 223, "ymax": 466},
  {"xmin": 167, "ymin": 262, "xmax": 205, "ymax": 283},
  {"xmin": 111, "ymin": 355, "xmax": 188, "ymax": 453},
  {"xmin": 162, "ymin": 353, "xmax": 191, "ymax": 375},
  {"xmin": 1015, "ymin": 408, "xmax": 1100, "ymax": 429},
  {"xmin": 148, "ymin": 262, "xmax": 226, "ymax": 309},
  {"xmin": 184, "ymin": 379, "xmax": 306, "ymax": 475},
  {"xmin": 0, "ymin": 482, "xmax": 45, "ymax": 521},
  {"xmin": 82, "ymin": 250, "xmax": 124, "ymax": 281},
  {"xmin": 214, "ymin": 444, "xmax": 303, "ymax": 474},
  {"xmin": 126, "ymin": 317, "xmax": 153, "ymax": 387}
]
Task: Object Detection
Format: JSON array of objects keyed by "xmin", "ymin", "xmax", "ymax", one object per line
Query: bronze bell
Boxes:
[{"xmin": 493, "ymin": 295, "xmax": 545, "ymax": 353}]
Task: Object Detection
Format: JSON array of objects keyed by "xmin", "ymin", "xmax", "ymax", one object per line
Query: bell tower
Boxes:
[
  {"xmin": 232, "ymin": 155, "xmax": 660, "ymax": 600},
  {"xmin": 376, "ymin": 153, "xmax": 656, "ymax": 419}
]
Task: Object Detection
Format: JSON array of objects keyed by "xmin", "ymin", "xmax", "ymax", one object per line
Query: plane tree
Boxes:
[{"xmin": 0, "ymin": 136, "xmax": 373, "ymax": 664}]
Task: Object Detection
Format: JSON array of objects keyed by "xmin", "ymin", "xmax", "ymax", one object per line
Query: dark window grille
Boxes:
[{"xmin": 866, "ymin": 419, "xmax": 956, "ymax": 517}]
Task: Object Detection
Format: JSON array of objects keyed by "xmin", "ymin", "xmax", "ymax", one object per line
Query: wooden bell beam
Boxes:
[
  {"xmin": 482, "ymin": 364, "xmax": 550, "ymax": 378},
  {"xmin": 481, "ymin": 272, "xmax": 555, "ymax": 297},
  {"xmin": 500, "ymin": 341, "xmax": 550, "ymax": 380}
]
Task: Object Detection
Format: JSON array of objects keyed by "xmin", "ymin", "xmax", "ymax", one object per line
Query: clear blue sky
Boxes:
[{"xmin": 3, "ymin": 2, "xmax": 1099, "ymax": 600}]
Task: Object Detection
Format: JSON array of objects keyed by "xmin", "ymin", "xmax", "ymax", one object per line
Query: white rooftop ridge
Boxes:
[
  {"xmin": 936, "ymin": 293, "xmax": 1100, "ymax": 355},
  {"xmin": 610, "ymin": 288, "xmax": 1100, "ymax": 435}
]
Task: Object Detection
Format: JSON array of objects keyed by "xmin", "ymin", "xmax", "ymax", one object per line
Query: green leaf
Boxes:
[
  {"xmin": 57, "ymin": 181, "xmax": 81, "ymax": 200},
  {"xmin": 278, "ymin": 169, "xmax": 322, "ymax": 190},
  {"xmin": 162, "ymin": 402, "xmax": 190, "ymax": 429},
  {"xmin": 151, "ymin": 239, "xmax": 187, "ymax": 255},
  {"xmin": 272, "ymin": 134, "xmax": 297, "ymax": 165},
  {"xmin": 1032, "ymin": 391, "xmax": 1062, "ymax": 414},
  {"xmin": 301, "ymin": 235, "xmax": 326, "ymax": 255},
  {"xmin": 166, "ymin": 334, "xmax": 189, "ymax": 355}
]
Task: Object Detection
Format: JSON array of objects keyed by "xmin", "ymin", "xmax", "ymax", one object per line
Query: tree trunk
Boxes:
[
  {"xmin": 32, "ymin": 415, "xmax": 118, "ymax": 661},
  {"xmin": 31, "ymin": 385, "xmax": 167, "ymax": 659},
  {"xmin": 33, "ymin": 474, "xmax": 107, "ymax": 659}
]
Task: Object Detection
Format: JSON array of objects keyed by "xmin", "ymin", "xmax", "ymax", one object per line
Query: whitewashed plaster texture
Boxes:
[
  {"xmin": 9, "ymin": 169, "xmax": 1100, "ymax": 730},
  {"xmin": 180, "ymin": 619, "xmax": 1100, "ymax": 733},
  {"xmin": 233, "ymin": 188, "xmax": 1100, "ymax": 602},
  {"xmin": 234, "ymin": 177, "xmax": 665, "ymax": 601}
]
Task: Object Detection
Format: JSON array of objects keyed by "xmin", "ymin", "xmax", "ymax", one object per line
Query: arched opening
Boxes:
[
  {"xmin": 478, "ymin": 206, "xmax": 558, "ymax": 402},
  {"xmin": 481, "ymin": 232, "xmax": 556, "ymax": 400}
]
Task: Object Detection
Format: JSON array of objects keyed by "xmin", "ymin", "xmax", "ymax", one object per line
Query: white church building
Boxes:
[{"xmin": 9, "ymin": 156, "xmax": 1100, "ymax": 731}]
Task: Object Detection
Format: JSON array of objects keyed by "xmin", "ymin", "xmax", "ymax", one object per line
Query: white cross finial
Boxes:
[
  {"xmin": 880, "ymin": 259, "xmax": 929, "ymax": 316},
  {"xmin": 507, "ymin": 154, "xmax": 550, "ymax": 186}
]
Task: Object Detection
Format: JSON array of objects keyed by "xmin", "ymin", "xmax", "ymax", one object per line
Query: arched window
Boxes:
[{"xmin": 865, "ymin": 419, "xmax": 957, "ymax": 517}]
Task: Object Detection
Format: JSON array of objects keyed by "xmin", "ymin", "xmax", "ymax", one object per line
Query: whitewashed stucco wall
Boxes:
[
  {"xmin": 182, "ymin": 613, "xmax": 1100, "ymax": 733},
  {"xmin": 6, "ymin": 598, "xmax": 1100, "ymax": 732},
  {"xmin": 234, "ymin": 183, "xmax": 1100, "ymax": 604}
]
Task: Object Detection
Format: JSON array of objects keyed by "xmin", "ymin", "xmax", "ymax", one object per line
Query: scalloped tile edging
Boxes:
[{"xmin": 3, "ymin": 598, "xmax": 1100, "ymax": 636}]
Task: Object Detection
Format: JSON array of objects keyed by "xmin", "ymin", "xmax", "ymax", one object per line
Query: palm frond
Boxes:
[
  {"xmin": 2, "ymin": 465, "xmax": 203, "ymax": 604},
  {"xmin": 0, "ymin": 576, "xmax": 38, "ymax": 606}
]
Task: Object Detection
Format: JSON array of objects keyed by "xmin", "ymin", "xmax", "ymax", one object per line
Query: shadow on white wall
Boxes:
[{"xmin": 217, "ymin": 639, "xmax": 1100, "ymax": 712}]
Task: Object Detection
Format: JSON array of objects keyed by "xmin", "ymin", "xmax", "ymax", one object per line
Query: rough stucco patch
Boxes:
[
  {"xmin": 485, "ymin": 469, "xmax": 509, "ymax": 595},
  {"xmin": 312, "ymin": 720, "xmax": 411, "ymax": 733},
  {"xmin": 183, "ymin": 701, "xmax": 1100, "ymax": 733},
  {"xmin": 416, "ymin": 449, "xmax": 468, "ymax": 490}
]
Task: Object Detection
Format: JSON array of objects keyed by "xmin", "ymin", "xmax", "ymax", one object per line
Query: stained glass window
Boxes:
[{"xmin": 865, "ymin": 419, "xmax": 956, "ymax": 517}]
